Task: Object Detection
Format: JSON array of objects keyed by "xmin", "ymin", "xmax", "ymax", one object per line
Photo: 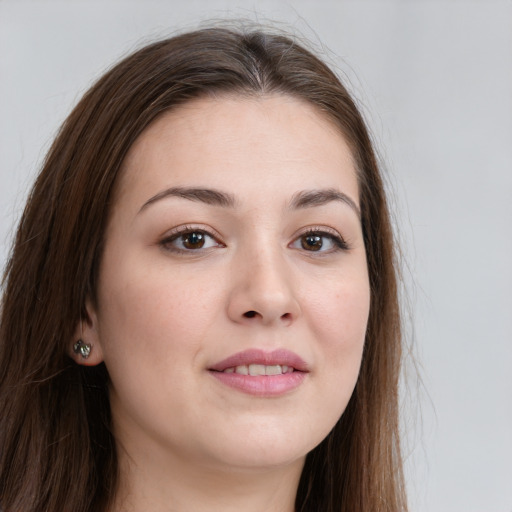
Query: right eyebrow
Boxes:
[{"xmin": 138, "ymin": 186, "xmax": 237, "ymax": 213}]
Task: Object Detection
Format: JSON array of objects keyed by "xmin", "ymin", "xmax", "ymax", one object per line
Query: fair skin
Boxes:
[{"xmin": 73, "ymin": 94, "xmax": 370, "ymax": 512}]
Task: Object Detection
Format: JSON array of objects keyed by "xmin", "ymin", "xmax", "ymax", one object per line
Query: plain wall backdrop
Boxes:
[{"xmin": 1, "ymin": 1, "xmax": 511, "ymax": 510}]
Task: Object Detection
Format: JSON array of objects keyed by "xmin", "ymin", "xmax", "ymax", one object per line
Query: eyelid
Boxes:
[
  {"xmin": 159, "ymin": 224, "xmax": 225, "ymax": 253},
  {"xmin": 161, "ymin": 223, "xmax": 224, "ymax": 240},
  {"xmin": 289, "ymin": 225, "xmax": 350, "ymax": 252}
]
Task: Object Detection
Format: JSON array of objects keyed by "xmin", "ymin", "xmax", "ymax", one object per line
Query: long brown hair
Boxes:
[{"xmin": 0, "ymin": 27, "xmax": 407, "ymax": 511}]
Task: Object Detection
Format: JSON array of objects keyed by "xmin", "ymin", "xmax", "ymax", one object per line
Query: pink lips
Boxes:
[{"xmin": 208, "ymin": 349, "xmax": 309, "ymax": 397}]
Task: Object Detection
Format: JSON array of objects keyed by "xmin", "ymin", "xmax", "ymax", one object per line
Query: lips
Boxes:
[
  {"xmin": 209, "ymin": 348, "xmax": 309, "ymax": 373},
  {"xmin": 208, "ymin": 349, "xmax": 309, "ymax": 397},
  {"xmin": 222, "ymin": 363, "xmax": 295, "ymax": 375}
]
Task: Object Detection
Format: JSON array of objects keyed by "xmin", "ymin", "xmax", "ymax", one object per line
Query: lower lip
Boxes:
[{"xmin": 209, "ymin": 371, "xmax": 307, "ymax": 397}]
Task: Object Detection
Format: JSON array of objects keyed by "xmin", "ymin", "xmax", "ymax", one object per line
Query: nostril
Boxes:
[
  {"xmin": 244, "ymin": 311, "xmax": 257, "ymax": 318},
  {"xmin": 281, "ymin": 313, "xmax": 291, "ymax": 320}
]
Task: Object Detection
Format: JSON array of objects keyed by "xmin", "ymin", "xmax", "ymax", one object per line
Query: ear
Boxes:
[{"xmin": 69, "ymin": 299, "xmax": 105, "ymax": 366}]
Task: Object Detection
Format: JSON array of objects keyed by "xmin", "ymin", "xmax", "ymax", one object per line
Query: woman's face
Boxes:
[{"xmin": 85, "ymin": 95, "xmax": 370, "ymax": 473}]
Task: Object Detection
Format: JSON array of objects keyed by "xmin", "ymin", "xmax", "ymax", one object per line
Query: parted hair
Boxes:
[{"xmin": 0, "ymin": 27, "xmax": 407, "ymax": 511}]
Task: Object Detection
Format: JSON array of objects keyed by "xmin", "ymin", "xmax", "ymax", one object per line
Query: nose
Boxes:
[{"xmin": 226, "ymin": 245, "xmax": 301, "ymax": 326}]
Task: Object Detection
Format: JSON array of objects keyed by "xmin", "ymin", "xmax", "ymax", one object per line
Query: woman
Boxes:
[{"xmin": 0, "ymin": 27, "xmax": 406, "ymax": 511}]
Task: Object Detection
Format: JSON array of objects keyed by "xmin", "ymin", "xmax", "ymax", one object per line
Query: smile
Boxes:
[
  {"xmin": 222, "ymin": 364, "xmax": 295, "ymax": 375},
  {"xmin": 208, "ymin": 349, "xmax": 308, "ymax": 397}
]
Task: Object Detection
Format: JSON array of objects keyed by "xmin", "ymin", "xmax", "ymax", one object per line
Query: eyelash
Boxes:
[
  {"xmin": 159, "ymin": 226, "xmax": 350, "ymax": 255},
  {"xmin": 159, "ymin": 225, "xmax": 224, "ymax": 254},
  {"xmin": 290, "ymin": 227, "xmax": 350, "ymax": 253}
]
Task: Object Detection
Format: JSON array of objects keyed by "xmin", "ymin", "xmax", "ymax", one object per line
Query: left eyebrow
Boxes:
[{"xmin": 289, "ymin": 189, "xmax": 361, "ymax": 218}]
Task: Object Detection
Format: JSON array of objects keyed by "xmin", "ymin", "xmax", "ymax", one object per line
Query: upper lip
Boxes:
[{"xmin": 208, "ymin": 349, "xmax": 309, "ymax": 372}]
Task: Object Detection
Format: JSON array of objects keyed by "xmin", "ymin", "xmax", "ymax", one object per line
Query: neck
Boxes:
[{"xmin": 111, "ymin": 442, "xmax": 304, "ymax": 512}]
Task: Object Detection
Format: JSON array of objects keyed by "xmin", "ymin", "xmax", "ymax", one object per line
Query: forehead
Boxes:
[{"xmin": 116, "ymin": 94, "xmax": 359, "ymax": 209}]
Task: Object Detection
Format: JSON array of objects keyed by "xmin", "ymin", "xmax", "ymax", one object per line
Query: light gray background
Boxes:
[{"xmin": 1, "ymin": 1, "xmax": 511, "ymax": 511}]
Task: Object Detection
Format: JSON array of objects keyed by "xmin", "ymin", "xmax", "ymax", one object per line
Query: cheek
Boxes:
[
  {"xmin": 304, "ymin": 269, "xmax": 370, "ymax": 405},
  {"xmin": 307, "ymin": 267, "xmax": 370, "ymax": 348},
  {"xmin": 95, "ymin": 254, "xmax": 227, "ymax": 390},
  {"xmin": 94, "ymin": 256, "xmax": 230, "ymax": 442},
  {"xmin": 99, "ymin": 256, "xmax": 218, "ymax": 337}
]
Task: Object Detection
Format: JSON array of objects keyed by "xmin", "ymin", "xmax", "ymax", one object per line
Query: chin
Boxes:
[
  {"xmin": 195, "ymin": 417, "xmax": 330, "ymax": 473},
  {"xmin": 208, "ymin": 445, "xmax": 307, "ymax": 473}
]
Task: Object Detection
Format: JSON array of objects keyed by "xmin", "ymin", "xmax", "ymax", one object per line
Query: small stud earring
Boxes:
[{"xmin": 73, "ymin": 339, "xmax": 91, "ymax": 359}]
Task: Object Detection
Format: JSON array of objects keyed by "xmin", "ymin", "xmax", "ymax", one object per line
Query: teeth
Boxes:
[
  {"xmin": 265, "ymin": 365, "xmax": 282, "ymax": 375},
  {"xmin": 225, "ymin": 364, "xmax": 294, "ymax": 375},
  {"xmin": 235, "ymin": 365, "xmax": 249, "ymax": 375},
  {"xmin": 248, "ymin": 364, "xmax": 266, "ymax": 376}
]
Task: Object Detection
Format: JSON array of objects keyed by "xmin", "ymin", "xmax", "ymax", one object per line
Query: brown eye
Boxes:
[
  {"xmin": 182, "ymin": 231, "xmax": 206, "ymax": 249},
  {"xmin": 301, "ymin": 234, "xmax": 323, "ymax": 251},
  {"xmin": 161, "ymin": 229, "xmax": 221, "ymax": 253},
  {"xmin": 290, "ymin": 229, "xmax": 348, "ymax": 254}
]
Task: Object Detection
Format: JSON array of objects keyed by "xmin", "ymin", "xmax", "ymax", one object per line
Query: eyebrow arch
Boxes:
[
  {"xmin": 139, "ymin": 186, "xmax": 237, "ymax": 213},
  {"xmin": 290, "ymin": 189, "xmax": 361, "ymax": 218}
]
